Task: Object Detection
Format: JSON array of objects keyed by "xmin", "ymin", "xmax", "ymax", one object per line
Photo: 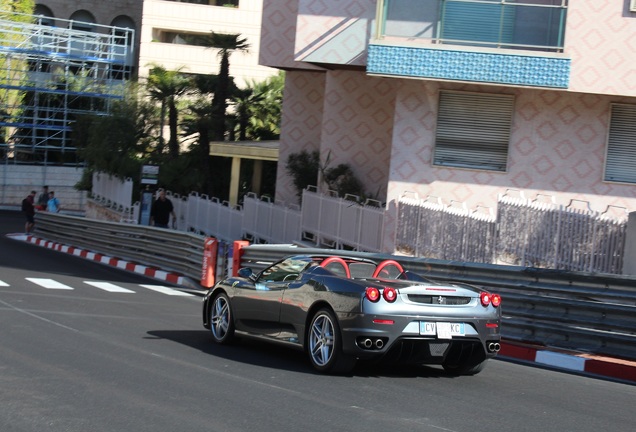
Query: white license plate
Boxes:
[{"xmin": 419, "ymin": 322, "xmax": 465, "ymax": 339}]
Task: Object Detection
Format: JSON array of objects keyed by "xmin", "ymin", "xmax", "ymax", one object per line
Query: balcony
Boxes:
[{"xmin": 367, "ymin": 0, "xmax": 571, "ymax": 88}]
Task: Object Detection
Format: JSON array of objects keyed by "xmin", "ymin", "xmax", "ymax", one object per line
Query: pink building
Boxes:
[{"xmin": 259, "ymin": 0, "xmax": 636, "ymax": 250}]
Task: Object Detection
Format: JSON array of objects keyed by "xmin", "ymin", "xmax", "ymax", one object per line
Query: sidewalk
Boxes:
[{"xmin": 7, "ymin": 232, "xmax": 636, "ymax": 384}]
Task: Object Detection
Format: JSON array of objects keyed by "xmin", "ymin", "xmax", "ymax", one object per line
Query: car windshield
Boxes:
[{"xmin": 258, "ymin": 257, "xmax": 313, "ymax": 282}]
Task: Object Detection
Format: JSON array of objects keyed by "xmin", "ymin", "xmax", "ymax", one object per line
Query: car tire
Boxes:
[
  {"xmin": 307, "ymin": 308, "xmax": 355, "ymax": 374},
  {"xmin": 209, "ymin": 292, "xmax": 235, "ymax": 344},
  {"xmin": 442, "ymin": 346, "xmax": 488, "ymax": 376}
]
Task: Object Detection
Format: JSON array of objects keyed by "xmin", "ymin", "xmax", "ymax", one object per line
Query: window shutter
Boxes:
[
  {"xmin": 440, "ymin": 0, "xmax": 515, "ymax": 45},
  {"xmin": 605, "ymin": 104, "xmax": 636, "ymax": 183},
  {"xmin": 434, "ymin": 91, "xmax": 514, "ymax": 171}
]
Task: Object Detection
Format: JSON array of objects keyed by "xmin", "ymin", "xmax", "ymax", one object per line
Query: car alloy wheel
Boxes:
[
  {"xmin": 210, "ymin": 293, "xmax": 234, "ymax": 344},
  {"xmin": 308, "ymin": 308, "xmax": 355, "ymax": 374}
]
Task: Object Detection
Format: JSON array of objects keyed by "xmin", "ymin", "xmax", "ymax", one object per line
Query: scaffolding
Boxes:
[{"xmin": 0, "ymin": 11, "xmax": 135, "ymax": 165}]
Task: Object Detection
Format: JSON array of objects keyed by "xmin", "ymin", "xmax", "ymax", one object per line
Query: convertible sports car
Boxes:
[{"xmin": 202, "ymin": 254, "xmax": 502, "ymax": 375}]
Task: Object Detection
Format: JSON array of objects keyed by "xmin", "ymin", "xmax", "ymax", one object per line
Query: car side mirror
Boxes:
[{"xmin": 238, "ymin": 267, "xmax": 253, "ymax": 278}]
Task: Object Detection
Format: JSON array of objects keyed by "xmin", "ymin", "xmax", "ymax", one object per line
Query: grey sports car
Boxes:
[{"xmin": 202, "ymin": 254, "xmax": 502, "ymax": 375}]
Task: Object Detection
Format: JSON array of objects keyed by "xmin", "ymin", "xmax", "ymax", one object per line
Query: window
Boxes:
[
  {"xmin": 434, "ymin": 91, "xmax": 514, "ymax": 172},
  {"xmin": 605, "ymin": 104, "xmax": 636, "ymax": 184},
  {"xmin": 69, "ymin": 10, "xmax": 96, "ymax": 32}
]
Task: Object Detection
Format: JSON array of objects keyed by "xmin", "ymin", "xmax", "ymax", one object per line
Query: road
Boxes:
[{"xmin": 1, "ymin": 210, "xmax": 635, "ymax": 432}]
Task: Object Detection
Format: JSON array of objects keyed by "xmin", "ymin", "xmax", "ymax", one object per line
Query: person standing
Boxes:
[
  {"xmin": 36, "ymin": 185, "xmax": 49, "ymax": 211},
  {"xmin": 47, "ymin": 191, "xmax": 60, "ymax": 213},
  {"xmin": 22, "ymin": 190, "xmax": 37, "ymax": 234},
  {"xmin": 150, "ymin": 189, "xmax": 176, "ymax": 228}
]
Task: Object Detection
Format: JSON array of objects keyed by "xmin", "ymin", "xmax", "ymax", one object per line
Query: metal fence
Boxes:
[
  {"xmin": 300, "ymin": 187, "xmax": 385, "ymax": 251},
  {"xmin": 91, "ymin": 172, "xmax": 135, "ymax": 216},
  {"xmin": 30, "ymin": 213, "xmax": 636, "ymax": 362},
  {"xmin": 237, "ymin": 244, "xmax": 636, "ymax": 362},
  {"xmin": 396, "ymin": 191, "xmax": 628, "ymax": 274},
  {"xmin": 91, "ymin": 175, "xmax": 386, "ymax": 251}
]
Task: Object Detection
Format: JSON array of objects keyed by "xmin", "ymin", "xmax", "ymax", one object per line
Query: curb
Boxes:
[
  {"xmin": 8, "ymin": 233, "xmax": 201, "ymax": 290},
  {"xmin": 499, "ymin": 340, "xmax": 636, "ymax": 384}
]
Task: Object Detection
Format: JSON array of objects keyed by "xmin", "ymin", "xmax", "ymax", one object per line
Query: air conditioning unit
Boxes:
[{"xmin": 631, "ymin": 0, "xmax": 636, "ymax": 12}]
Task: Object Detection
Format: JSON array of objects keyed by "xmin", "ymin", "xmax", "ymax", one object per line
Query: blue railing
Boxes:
[{"xmin": 377, "ymin": 0, "xmax": 567, "ymax": 52}]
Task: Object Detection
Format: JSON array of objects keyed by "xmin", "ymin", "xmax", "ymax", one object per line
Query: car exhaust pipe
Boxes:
[
  {"xmin": 374, "ymin": 339, "xmax": 384, "ymax": 350},
  {"xmin": 488, "ymin": 342, "xmax": 501, "ymax": 353},
  {"xmin": 362, "ymin": 338, "xmax": 373, "ymax": 349}
]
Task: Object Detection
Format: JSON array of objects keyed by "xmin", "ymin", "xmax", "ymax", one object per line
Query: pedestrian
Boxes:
[
  {"xmin": 47, "ymin": 191, "xmax": 60, "ymax": 213},
  {"xmin": 150, "ymin": 188, "xmax": 176, "ymax": 228},
  {"xmin": 22, "ymin": 190, "xmax": 37, "ymax": 234},
  {"xmin": 36, "ymin": 185, "xmax": 49, "ymax": 211}
]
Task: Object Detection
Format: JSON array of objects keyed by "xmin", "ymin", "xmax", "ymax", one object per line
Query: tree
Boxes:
[
  {"xmin": 0, "ymin": 1, "xmax": 35, "ymax": 152},
  {"xmin": 73, "ymin": 86, "xmax": 156, "ymax": 189},
  {"xmin": 230, "ymin": 71, "xmax": 284, "ymax": 141},
  {"xmin": 202, "ymin": 32, "xmax": 250, "ymax": 141},
  {"xmin": 286, "ymin": 150, "xmax": 320, "ymax": 203},
  {"xmin": 146, "ymin": 65, "xmax": 191, "ymax": 159},
  {"xmin": 230, "ymin": 87, "xmax": 263, "ymax": 141}
]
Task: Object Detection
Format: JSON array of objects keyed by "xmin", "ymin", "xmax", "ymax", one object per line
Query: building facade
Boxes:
[
  {"xmin": 138, "ymin": 0, "xmax": 274, "ymax": 85},
  {"xmin": 259, "ymin": 0, "xmax": 636, "ymax": 250},
  {"xmin": 32, "ymin": 0, "xmax": 276, "ymax": 83}
]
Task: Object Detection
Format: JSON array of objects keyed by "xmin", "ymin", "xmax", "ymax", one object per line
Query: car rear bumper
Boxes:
[{"xmin": 338, "ymin": 313, "xmax": 500, "ymax": 361}]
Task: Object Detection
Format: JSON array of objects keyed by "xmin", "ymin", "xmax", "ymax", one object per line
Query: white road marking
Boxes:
[
  {"xmin": 139, "ymin": 284, "xmax": 194, "ymax": 296},
  {"xmin": 26, "ymin": 278, "xmax": 74, "ymax": 290},
  {"xmin": 0, "ymin": 280, "xmax": 9, "ymax": 287},
  {"xmin": 84, "ymin": 281, "xmax": 135, "ymax": 293}
]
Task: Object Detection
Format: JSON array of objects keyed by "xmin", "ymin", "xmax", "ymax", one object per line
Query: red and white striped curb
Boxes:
[
  {"xmin": 499, "ymin": 341, "xmax": 636, "ymax": 383},
  {"xmin": 9, "ymin": 234, "xmax": 186, "ymax": 286}
]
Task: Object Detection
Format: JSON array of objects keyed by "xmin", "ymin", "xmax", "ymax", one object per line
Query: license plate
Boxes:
[{"xmin": 419, "ymin": 322, "xmax": 465, "ymax": 339}]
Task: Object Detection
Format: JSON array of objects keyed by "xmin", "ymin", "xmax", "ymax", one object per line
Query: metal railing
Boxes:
[
  {"xmin": 34, "ymin": 211, "xmax": 205, "ymax": 282},
  {"xmin": 376, "ymin": 0, "xmax": 567, "ymax": 52},
  {"xmin": 91, "ymin": 172, "xmax": 135, "ymax": 214},
  {"xmin": 30, "ymin": 212, "xmax": 636, "ymax": 361},
  {"xmin": 237, "ymin": 244, "xmax": 636, "ymax": 361}
]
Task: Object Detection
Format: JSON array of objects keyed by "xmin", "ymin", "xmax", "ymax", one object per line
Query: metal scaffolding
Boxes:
[{"xmin": 0, "ymin": 12, "xmax": 135, "ymax": 164}]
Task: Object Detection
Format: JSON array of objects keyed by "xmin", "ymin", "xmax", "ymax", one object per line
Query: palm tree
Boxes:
[
  {"xmin": 202, "ymin": 32, "xmax": 250, "ymax": 141},
  {"xmin": 230, "ymin": 72, "xmax": 284, "ymax": 141},
  {"xmin": 231, "ymin": 87, "xmax": 262, "ymax": 141},
  {"xmin": 146, "ymin": 65, "xmax": 191, "ymax": 159}
]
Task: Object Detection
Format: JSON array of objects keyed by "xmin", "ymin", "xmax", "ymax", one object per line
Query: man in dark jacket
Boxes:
[
  {"xmin": 22, "ymin": 190, "xmax": 37, "ymax": 234},
  {"xmin": 150, "ymin": 189, "xmax": 176, "ymax": 228}
]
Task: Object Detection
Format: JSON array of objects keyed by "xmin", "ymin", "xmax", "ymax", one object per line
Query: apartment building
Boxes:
[
  {"xmin": 33, "ymin": 0, "xmax": 275, "ymax": 83},
  {"xmin": 259, "ymin": 0, "xmax": 636, "ymax": 249},
  {"xmin": 138, "ymin": 0, "xmax": 274, "ymax": 85}
]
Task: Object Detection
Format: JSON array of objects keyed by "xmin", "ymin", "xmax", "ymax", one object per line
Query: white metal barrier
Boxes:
[
  {"xmin": 91, "ymin": 171, "xmax": 134, "ymax": 213},
  {"xmin": 242, "ymin": 193, "xmax": 301, "ymax": 244},
  {"xmin": 300, "ymin": 188, "xmax": 385, "ymax": 252},
  {"xmin": 184, "ymin": 192, "xmax": 243, "ymax": 242}
]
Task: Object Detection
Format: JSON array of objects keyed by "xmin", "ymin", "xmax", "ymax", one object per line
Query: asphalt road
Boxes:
[{"xmin": 1, "ymin": 210, "xmax": 635, "ymax": 432}]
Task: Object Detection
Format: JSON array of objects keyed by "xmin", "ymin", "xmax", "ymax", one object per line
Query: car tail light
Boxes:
[
  {"xmin": 480, "ymin": 292, "xmax": 491, "ymax": 307},
  {"xmin": 491, "ymin": 294, "xmax": 502, "ymax": 307},
  {"xmin": 383, "ymin": 287, "xmax": 397, "ymax": 303},
  {"xmin": 365, "ymin": 287, "xmax": 380, "ymax": 302},
  {"xmin": 480, "ymin": 292, "xmax": 501, "ymax": 307}
]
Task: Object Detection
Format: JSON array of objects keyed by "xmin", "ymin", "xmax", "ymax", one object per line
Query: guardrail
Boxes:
[
  {"xmin": 237, "ymin": 245, "xmax": 636, "ymax": 361},
  {"xmin": 31, "ymin": 213, "xmax": 636, "ymax": 362},
  {"xmin": 34, "ymin": 212, "xmax": 205, "ymax": 282}
]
